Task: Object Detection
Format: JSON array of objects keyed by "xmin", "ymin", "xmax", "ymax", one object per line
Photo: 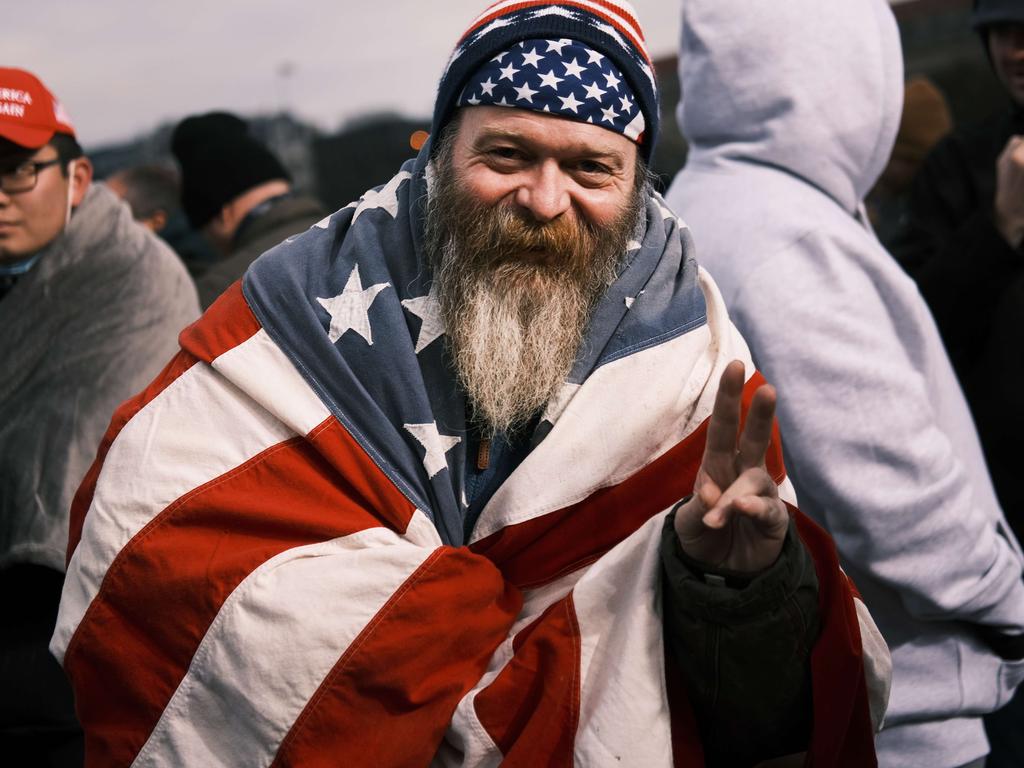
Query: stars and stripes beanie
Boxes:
[{"xmin": 431, "ymin": 1, "xmax": 659, "ymax": 161}]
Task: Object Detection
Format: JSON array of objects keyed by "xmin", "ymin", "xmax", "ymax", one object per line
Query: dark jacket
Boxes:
[
  {"xmin": 891, "ymin": 105, "xmax": 1024, "ymax": 542},
  {"xmin": 662, "ymin": 514, "xmax": 819, "ymax": 767},
  {"xmin": 194, "ymin": 194, "xmax": 325, "ymax": 309}
]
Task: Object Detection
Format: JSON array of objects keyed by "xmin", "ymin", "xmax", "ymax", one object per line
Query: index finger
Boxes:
[{"xmin": 704, "ymin": 360, "xmax": 745, "ymax": 462}]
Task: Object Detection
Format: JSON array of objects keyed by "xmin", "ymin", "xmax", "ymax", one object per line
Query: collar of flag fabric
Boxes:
[{"xmin": 456, "ymin": 37, "xmax": 646, "ymax": 142}]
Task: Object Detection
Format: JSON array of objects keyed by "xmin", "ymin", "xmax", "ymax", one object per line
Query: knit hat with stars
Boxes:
[{"xmin": 431, "ymin": 1, "xmax": 659, "ymax": 162}]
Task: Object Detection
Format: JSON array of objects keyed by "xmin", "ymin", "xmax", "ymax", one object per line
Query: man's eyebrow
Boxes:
[
  {"xmin": 471, "ymin": 127, "xmax": 533, "ymax": 148},
  {"xmin": 473, "ymin": 128, "xmax": 628, "ymax": 168}
]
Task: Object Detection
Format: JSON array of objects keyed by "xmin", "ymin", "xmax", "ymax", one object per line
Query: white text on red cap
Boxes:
[{"xmin": 0, "ymin": 89, "xmax": 33, "ymax": 105}]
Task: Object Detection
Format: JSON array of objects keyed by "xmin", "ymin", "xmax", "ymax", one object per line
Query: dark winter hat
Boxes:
[
  {"xmin": 171, "ymin": 112, "xmax": 290, "ymax": 229},
  {"xmin": 431, "ymin": 1, "xmax": 659, "ymax": 161},
  {"xmin": 972, "ymin": 0, "xmax": 1024, "ymax": 29}
]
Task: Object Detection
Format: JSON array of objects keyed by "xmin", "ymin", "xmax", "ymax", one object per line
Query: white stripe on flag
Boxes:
[
  {"xmin": 212, "ymin": 328, "xmax": 331, "ymax": 437},
  {"xmin": 132, "ymin": 526, "xmax": 439, "ymax": 768},
  {"xmin": 855, "ymin": 596, "xmax": 893, "ymax": 731},
  {"xmin": 572, "ymin": 514, "xmax": 674, "ymax": 766},
  {"xmin": 52, "ymin": 330, "xmax": 326, "ymax": 662}
]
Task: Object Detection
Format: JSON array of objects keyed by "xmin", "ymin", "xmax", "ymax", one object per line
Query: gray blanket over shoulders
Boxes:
[{"xmin": 0, "ymin": 183, "xmax": 200, "ymax": 572}]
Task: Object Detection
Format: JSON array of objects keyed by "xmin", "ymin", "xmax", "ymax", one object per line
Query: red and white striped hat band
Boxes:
[{"xmin": 462, "ymin": 0, "xmax": 650, "ymax": 65}]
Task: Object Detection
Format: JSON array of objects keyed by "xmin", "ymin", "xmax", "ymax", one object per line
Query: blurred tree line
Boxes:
[{"xmin": 88, "ymin": 0, "xmax": 997, "ymax": 217}]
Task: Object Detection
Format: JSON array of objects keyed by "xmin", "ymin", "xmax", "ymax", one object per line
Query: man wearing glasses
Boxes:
[{"xmin": 0, "ymin": 67, "xmax": 198, "ymax": 765}]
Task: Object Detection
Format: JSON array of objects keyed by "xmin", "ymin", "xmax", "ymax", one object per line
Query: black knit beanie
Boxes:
[
  {"xmin": 972, "ymin": 0, "xmax": 1024, "ymax": 29},
  {"xmin": 429, "ymin": 1, "xmax": 660, "ymax": 162},
  {"xmin": 171, "ymin": 112, "xmax": 290, "ymax": 229}
]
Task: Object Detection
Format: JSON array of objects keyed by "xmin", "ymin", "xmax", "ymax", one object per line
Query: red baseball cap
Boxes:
[{"xmin": 0, "ymin": 67, "xmax": 76, "ymax": 149}]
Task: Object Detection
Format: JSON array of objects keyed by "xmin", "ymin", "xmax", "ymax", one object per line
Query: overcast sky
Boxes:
[{"xmin": 9, "ymin": 1, "xmax": 694, "ymax": 148}]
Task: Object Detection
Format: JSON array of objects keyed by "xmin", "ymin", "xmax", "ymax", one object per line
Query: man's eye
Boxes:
[
  {"xmin": 11, "ymin": 164, "xmax": 35, "ymax": 178},
  {"xmin": 576, "ymin": 161, "xmax": 611, "ymax": 176},
  {"xmin": 489, "ymin": 147, "xmax": 522, "ymax": 161}
]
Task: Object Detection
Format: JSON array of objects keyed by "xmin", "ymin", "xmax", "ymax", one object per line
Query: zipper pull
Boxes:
[{"xmin": 476, "ymin": 438, "xmax": 491, "ymax": 471}]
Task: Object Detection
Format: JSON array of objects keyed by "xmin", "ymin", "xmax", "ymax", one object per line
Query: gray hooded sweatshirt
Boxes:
[
  {"xmin": 0, "ymin": 184, "xmax": 199, "ymax": 573},
  {"xmin": 666, "ymin": 0, "xmax": 1024, "ymax": 765}
]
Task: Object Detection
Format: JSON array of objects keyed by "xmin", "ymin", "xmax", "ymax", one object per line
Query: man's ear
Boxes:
[
  {"xmin": 70, "ymin": 156, "xmax": 93, "ymax": 208},
  {"xmin": 146, "ymin": 209, "xmax": 168, "ymax": 233},
  {"xmin": 220, "ymin": 196, "xmax": 242, "ymax": 232},
  {"xmin": 214, "ymin": 205, "xmax": 233, "ymax": 231}
]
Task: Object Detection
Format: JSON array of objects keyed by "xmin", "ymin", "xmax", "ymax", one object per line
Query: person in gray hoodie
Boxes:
[{"xmin": 665, "ymin": 1, "xmax": 1024, "ymax": 766}]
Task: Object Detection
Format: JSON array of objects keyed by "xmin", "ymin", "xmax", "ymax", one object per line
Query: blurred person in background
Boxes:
[
  {"xmin": 105, "ymin": 164, "xmax": 180, "ymax": 235},
  {"xmin": 894, "ymin": 0, "xmax": 1024, "ymax": 541},
  {"xmin": 892, "ymin": 1, "xmax": 1024, "ymax": 764},
  {"xmin": 171, "ymin": 111, "xmax": 325, "ymax": 309},
  {"xmin": 867, "ymin": 76, "xmax": 953, "ymax": 246},
  {"xmin": 0, "ymin": 67, "xmax": 199, "ymax": 765},
  {"xmin": 106, "ymin": 163, "xmax": 218, "ymax": 278},
  {"xmin": 665, "ymin": 0, "xmax": 1024, "ymax": 765},
  {"xmin": 51, "ymin": 3, "xmax": 891, "ymax": 765}
]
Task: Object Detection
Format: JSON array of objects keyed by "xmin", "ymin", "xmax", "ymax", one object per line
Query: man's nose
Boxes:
[{"xmin": 515, "ymin": 161, "xmax": 571, "ymax": 223}]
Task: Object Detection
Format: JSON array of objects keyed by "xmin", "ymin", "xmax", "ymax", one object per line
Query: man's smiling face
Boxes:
[
  {"xmin": 425, "ymin": 106, "xmax": 648, "ymax": 435},
  {"xmin": 450, "ymin": 105, "xmax": 638, "ymax": 249}
]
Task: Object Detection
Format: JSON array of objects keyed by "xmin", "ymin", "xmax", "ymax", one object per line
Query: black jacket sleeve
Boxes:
[
  {"xmin": 889, "ymin": 129, "xmax": 1023, "ymax": 378},
  {"xmin": 660, "ymin": 512, "xmax": 820, "ymax": 768}
]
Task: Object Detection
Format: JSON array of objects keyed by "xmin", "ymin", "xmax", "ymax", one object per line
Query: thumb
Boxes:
[{"xmin": 674, "ymin": 479, "xmax": 722, "ymax": 541}]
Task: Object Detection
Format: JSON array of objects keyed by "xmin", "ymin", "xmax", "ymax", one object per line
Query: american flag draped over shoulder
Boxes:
[{"xmin": 52, "ymin": 144, "xmax": 889, "ymax": 766}]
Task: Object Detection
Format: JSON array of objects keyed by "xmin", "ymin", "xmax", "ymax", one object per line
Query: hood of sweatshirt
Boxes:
[{"xmin": 676, "ymin": 0, "xmax": 904, "ymax": 213}]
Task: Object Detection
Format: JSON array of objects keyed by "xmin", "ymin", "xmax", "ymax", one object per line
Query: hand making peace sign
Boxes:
[{"xmin": 674, "ymin": 360, "xmax": 790, "ymax": 574}]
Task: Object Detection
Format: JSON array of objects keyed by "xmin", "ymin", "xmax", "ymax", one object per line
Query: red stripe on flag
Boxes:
[
  {"xmin": 844, "ymin": 572, "xmax": 864, "ymax": 602},
  {"xmin": 312, "ymin": 417, "xmax": 420, "ymax": 535},
  {"xmin": 65, "ymin": 418, "xmax": 412, "ymax": 767},
  {"xmin": 473, "ymin": 593, "xmax": 581, "ymax": 766},
  {"xmin": 271, "ymin": 547, "xmax": 521, "ymax": 768},
  {"xmin": 472, "ymin": 373, "xmax": 785, "ymax": 589},
  {"xmin": 795, "ymin": 509, "xmax": 878, "ymax": 765},
  {"xmin": 178, "ymin": 279, "xmax": 262, "ymax": 364}
]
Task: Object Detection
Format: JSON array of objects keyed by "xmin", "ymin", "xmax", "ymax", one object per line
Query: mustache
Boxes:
[
  {"xmin": 439, "ymin": 206, "xmax": 604, "ymax": 295},
  {"xmin": 465, "ymin": 204, "xmax": 600, "ymax": 268}
]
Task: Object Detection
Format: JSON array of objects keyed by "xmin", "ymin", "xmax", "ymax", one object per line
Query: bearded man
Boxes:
[{"xmin": 52, "ymin": 3, "xmax": 889, "ymax": 766}]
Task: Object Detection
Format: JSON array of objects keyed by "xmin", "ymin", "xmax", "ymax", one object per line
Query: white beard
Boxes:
[{"xmin": 442, "ymin": 262, "xmax": 596, "ymax": 436}]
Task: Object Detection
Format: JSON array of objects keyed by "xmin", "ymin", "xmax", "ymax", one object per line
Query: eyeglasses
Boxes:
[{"xmin": 0, "ymin": 158, "xmax": 64, "ymax": 194}]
